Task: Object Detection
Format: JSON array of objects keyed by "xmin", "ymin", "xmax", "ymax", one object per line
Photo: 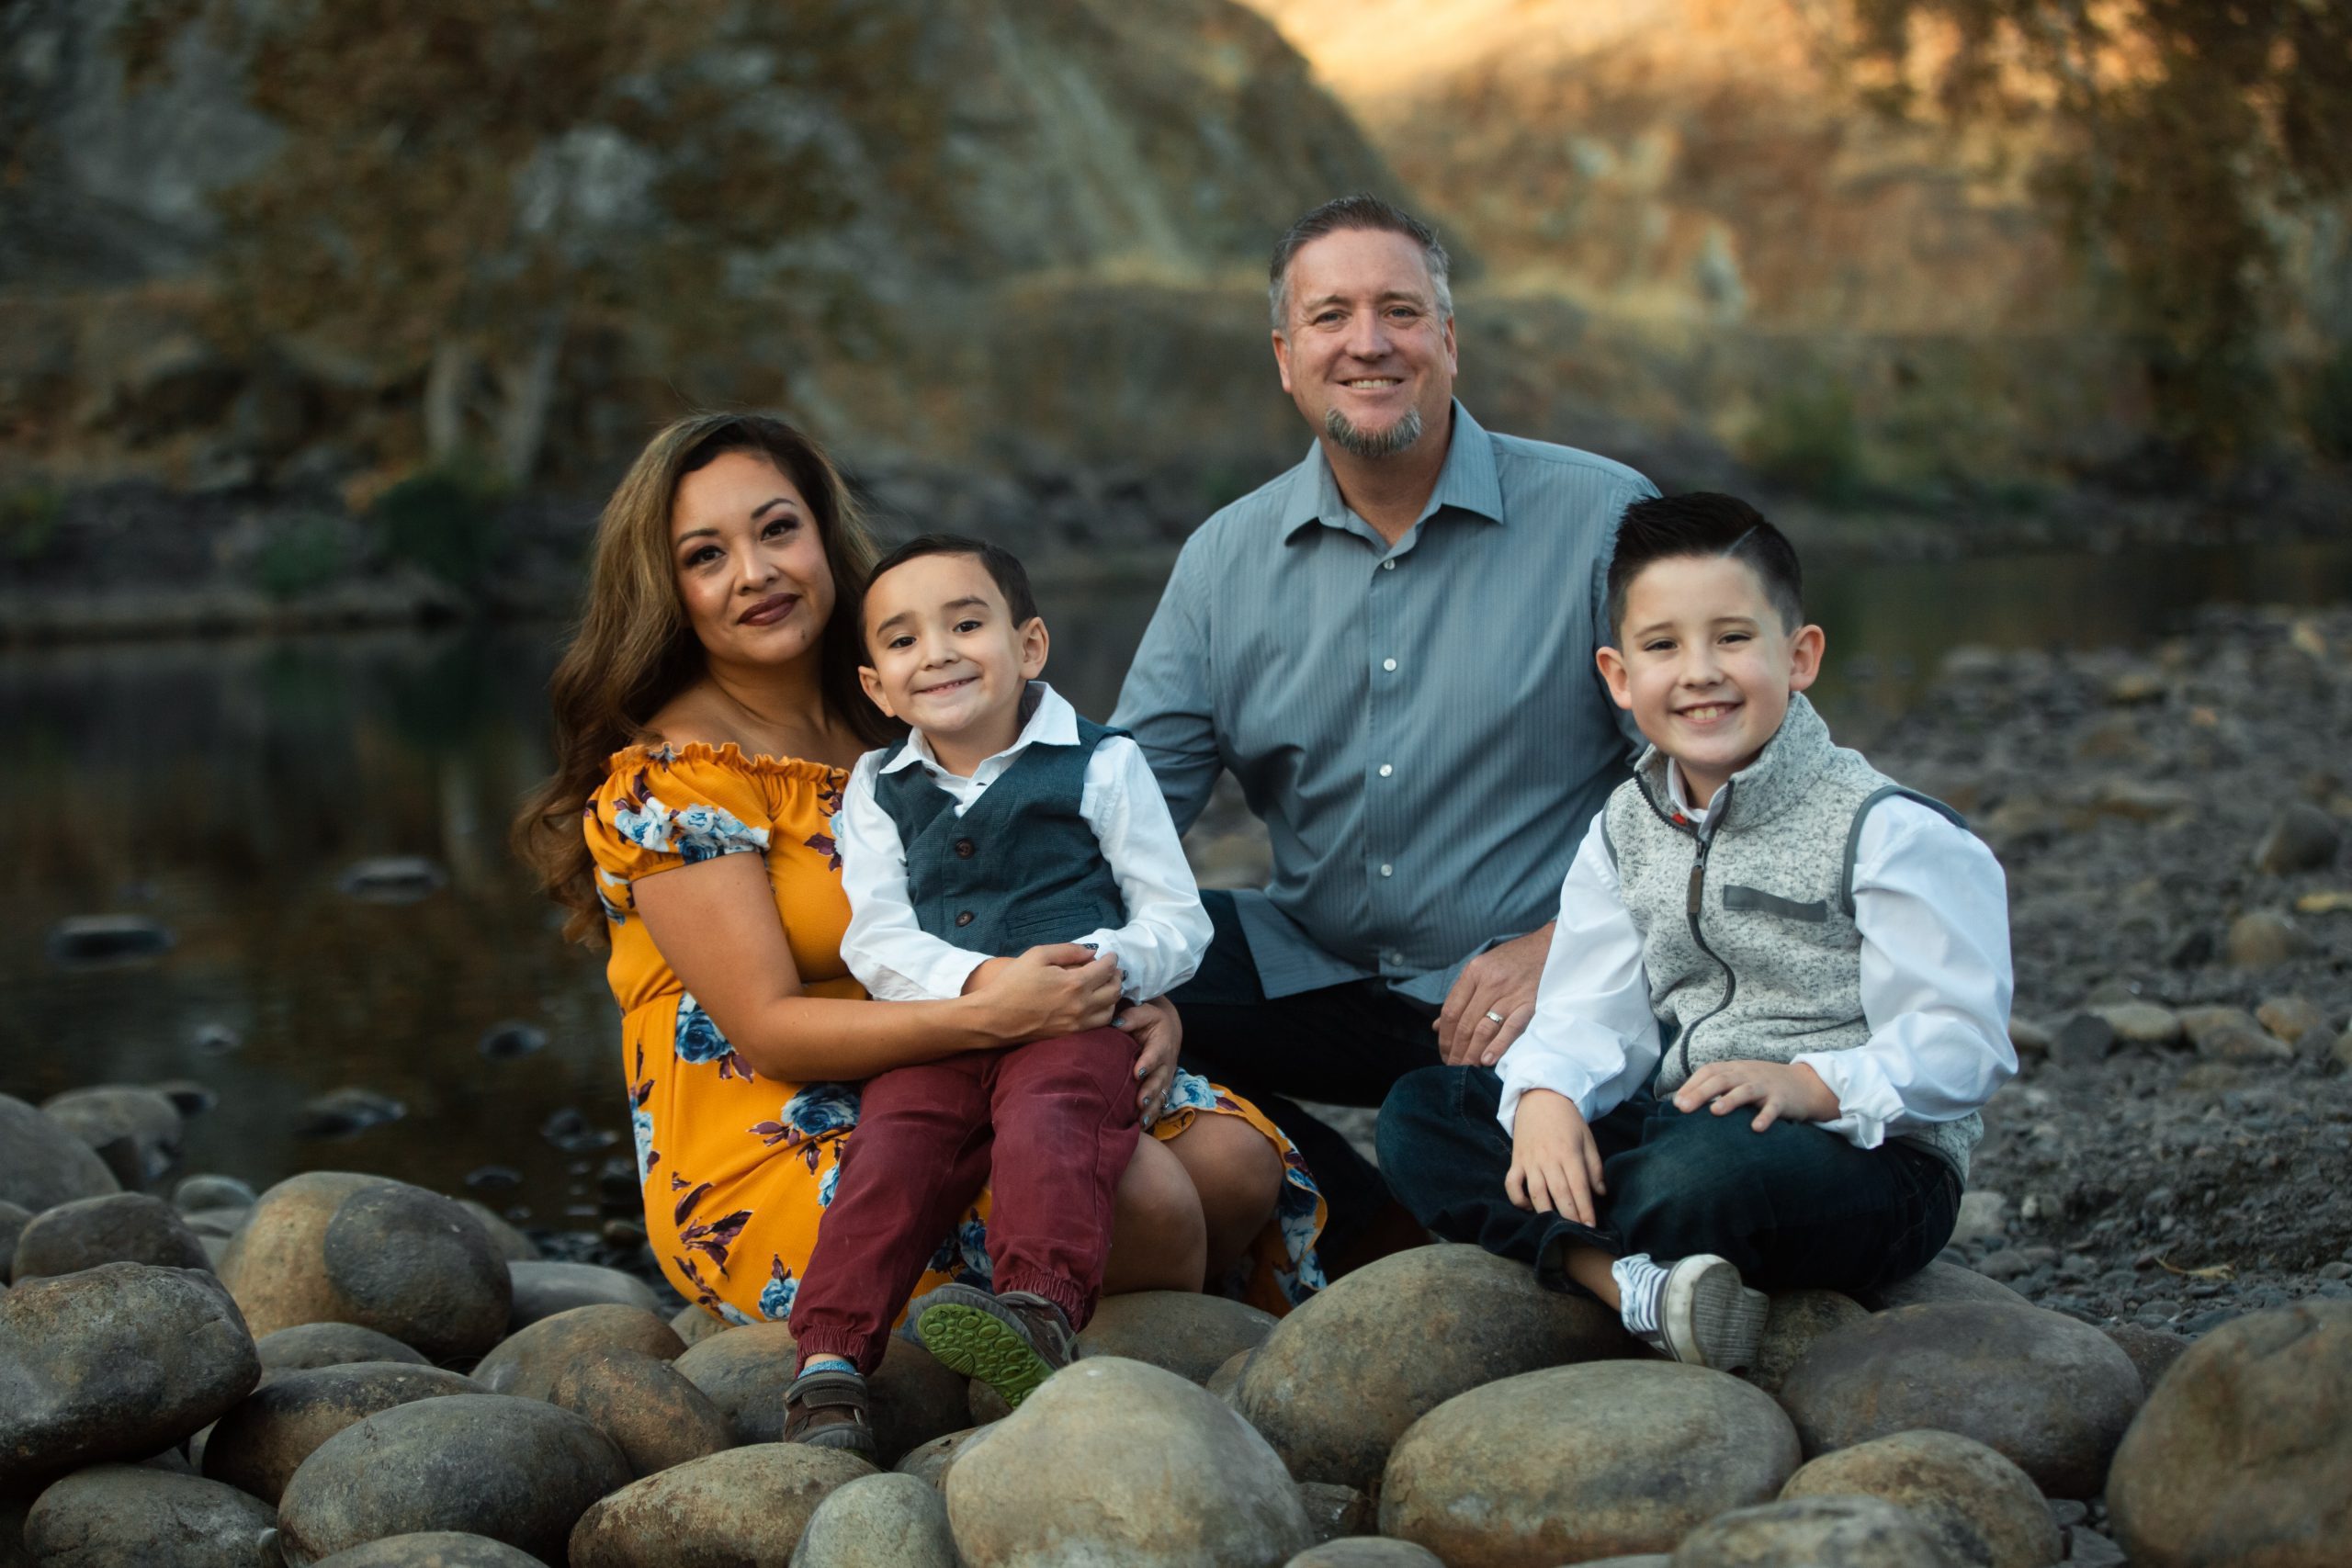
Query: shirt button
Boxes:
[
  {"xmin": 954, "ymin": 911, "xmax": 975, "ymax": 928},
  {"xmin": 1379, "ymin": 863, "xmax": 1394, "ymax": 877},
  {"xmin": 1378, "ymin": 763, "xmax": 1394, "ymax": 778},
  {"xmin": 954, "ymin": 839, "xmax": 976, "ymax": 859},
  {"xmin": 1381, "ymin": 558, "xmax": 1396, "ymax": 570},
  {"xmin": 1382, "ymin": 657, "xmax": 1397, "ymax": 672},
  {"xmin": 1385, "ymin": 950, "xmax": 1404, "ymax": 965}
]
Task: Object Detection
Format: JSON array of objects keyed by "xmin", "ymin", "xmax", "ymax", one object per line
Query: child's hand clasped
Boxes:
[
  {"xmin": 1672, "ymin": 1059, "xmax": 1839, "ymax": 1131},
  {"xmin": 1505, "ymin": 1089, "xmax": 1607, "ymax": 1226}
]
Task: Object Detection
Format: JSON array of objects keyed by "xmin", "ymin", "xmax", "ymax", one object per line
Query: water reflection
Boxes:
[{"xmin": 4, "ymin": 540, "xmax": 2349, "ymax": 1223}]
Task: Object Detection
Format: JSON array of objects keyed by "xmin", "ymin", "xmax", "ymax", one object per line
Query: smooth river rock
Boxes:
[
  {"xmin": 0, "ymin": 1263, "xmax": 259, "ymax": 1491},
  {"xmin": 470, "ymin": 1303, "xmax": 684, "ymax": 1402},
  {"xmin": 1781, "ymin": 1429, "xmax": 2060, "ymax": 1568},
  {"xmin": 1778, "ymin": 1301, "xmax": 2143, "ymax": 1497},
  {"xmin": 2107, "ymin": 1302, "xmax": 2352, "ymax": 1568},
  {"xmin": 40, "ymin": 1086, "xmax": 186, "ymax": 1188},
  {"xmin": 1669, "ymin": 1495, "xmax": 1948, "ymax": 1568},
  {"xmin": 10, "ymin": 1191, "xmax": 211, "ymax": 1280},
  {"xmin": 505, "ymin": 1259, "xmax": 661, "ymax": 1327},
  {"xmin": 257, "ymin": 1321, "xmax": 432, "ymax": 1372},
  {"xmin": 1748, "ymin": 1290, "xmax": 1870, "ymax": 1397},
  {"xmin": 670, "ymin": 1303, "xmax": 728, "ymax": 1347},
  {"xmin": 2102, "ymin": 1323, "xmax": 2192, "ymax": 1393},
  {"xmin": 1857, "ymin": 1261, "xmax": 2030, "ymax": 1313},
  {"xmin": 568, "ymin": 1443, "xmax": 875, "ymax": 1567},
  {"xmin": 790, "ymin": 1471, "xmax": 957, "ymax": 1568},
  {"xmin": 219, "ymin": 1172, "xmax": 512, "ymax": 1362},
  {"xmin": 1284, "ymin": 1542, "xmax": 1445, "ymax": 1567},
  {"xmin": 1076, "ymin": 1290, "xmax": 1279, "ymax": 1383},
  {"xmin": 893, "ymin": 1424, "xmax": 993, "ymax": 1490},
  {"xmin": 1379, "ymin": 1360, "xmax": 1800, "ymax": 1567},
  {"xmin": 0, "ymin": 1095, "xmax": 120, "ymax": 1215},
  {"xmin": 547, "ymin": 1351, "xmax": 734, "ymax": 1478},
  {"xmin": 23, "ymin": 1464, "xmax": 276, "ymax": 1567},
  {"xmin": 0, "ymin": 1201, "xmax": 28, "ymax": 1282},
  {"xmin": 202, "ymin": 1360, "xmax": 481, "ymax": 1505},
  {"xmin": 307, "ymin": 1535, "xmax": 545, "ymax": 1568},
  {"xmin": 274, "ymin": 1393, "xmax": 630, "ymax": 1565},
  {"xmin": 1237, "ymin": 1243, "xmax": 1633, "ymax": 1491},
  {"xmin": 948, "ymin": 1357, "xmax": 1313, "ymax": 1568}
]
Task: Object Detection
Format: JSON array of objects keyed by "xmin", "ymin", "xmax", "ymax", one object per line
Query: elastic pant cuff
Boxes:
[{"xmin": 993, "ymin": 1268, "xmax": 1093, "ymax": 1332}]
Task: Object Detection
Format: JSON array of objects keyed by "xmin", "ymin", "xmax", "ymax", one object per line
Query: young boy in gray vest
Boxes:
[
  {"xmin": 782, "ymin": 533, "xmax": 1212, "ymax": 1452},
  {"xmin": 1379, "ymin": 492, "xmax": 2016, "ymax": 1373}
]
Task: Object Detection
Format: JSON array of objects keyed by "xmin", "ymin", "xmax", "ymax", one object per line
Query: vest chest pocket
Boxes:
[{"xmin": 1720, "ymin": 885, "xmax": 1832, "ymax": 923}]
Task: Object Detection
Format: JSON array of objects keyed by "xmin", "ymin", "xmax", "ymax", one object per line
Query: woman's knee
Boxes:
[
  {"xmin": 1165, "ymin": 1116, "xmax": 1282, "ymax": 1243},
  {"xmin": 1104, "ymin": 1135, "xmax": 1207, "ymax": 1292}
]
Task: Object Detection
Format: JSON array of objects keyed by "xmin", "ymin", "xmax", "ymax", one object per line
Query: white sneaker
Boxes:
[{"xmin": 1643, "ymin": 1255, "xmax": 1769, "ymax": 1372}]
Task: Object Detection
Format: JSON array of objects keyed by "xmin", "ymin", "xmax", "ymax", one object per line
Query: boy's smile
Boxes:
[
  {"xmin": 859, "ymin": 552, "xmax": 1048, "ymax": 776},
  {"xmin": 1597, "ymin": 554, "xmax": 1825, "ymax": 809}
]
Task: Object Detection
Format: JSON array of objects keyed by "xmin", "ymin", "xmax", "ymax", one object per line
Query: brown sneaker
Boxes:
[
  {"xmin": 781, "ymin": 1365, "xmax": 876, "ymax": 1458},
  {"xmin": 910, "ymin": 1284, "xmax": 1076, "ymax": 1409}
]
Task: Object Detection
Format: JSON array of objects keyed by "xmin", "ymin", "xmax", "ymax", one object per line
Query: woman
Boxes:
[{"xmin": 515, "ymin": 412, "xmax": 1324, "ymax": 1330}]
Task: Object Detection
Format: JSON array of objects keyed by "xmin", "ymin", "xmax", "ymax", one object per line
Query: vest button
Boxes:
[
  {"xmin": 955, "ymin": 839, "xmax": 976, "ymax": 858},
  {"xmin": 955, "ymin": 910, "xmax": 975, "ymax": 927}
]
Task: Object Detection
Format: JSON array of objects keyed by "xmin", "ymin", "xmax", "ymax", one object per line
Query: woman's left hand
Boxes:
[{"xmin": 1115, "ymin": 996, "xmax": 1183, "ymax": 1126}]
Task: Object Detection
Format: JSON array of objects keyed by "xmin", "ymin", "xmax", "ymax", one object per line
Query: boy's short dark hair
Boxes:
[
  {"xmin": 1604, "ymin": 493, "xmax": 1804, "ymax": 640},
  {"xmin": 861, "ymin": 534, "xmax": 1040, "ymax": 650}
]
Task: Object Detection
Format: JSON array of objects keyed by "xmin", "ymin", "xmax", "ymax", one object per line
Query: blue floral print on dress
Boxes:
[
  {"xmin": 610, "ymin": 769, "xmax": 770, "ymax": 863},
  {"xmin": 751, "ymin": 1083, "xmax": 861, "ymax": 1149},
  {"xmin": 817, "ymin": 1160, "xmax": 841, "ymax": 1209},
  {"xmin": 758, "ymin": 1256, "xmax": 798, "ymax": 1320},
  {"xmin": 674, "ymin": 992, "xmax": 755, "ymax": 1080}
]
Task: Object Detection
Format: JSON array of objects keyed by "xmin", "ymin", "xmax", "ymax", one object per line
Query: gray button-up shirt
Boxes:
[{"xmin": 1112, "ymin": 401, "xmax": 1655, "ymax": 1008}]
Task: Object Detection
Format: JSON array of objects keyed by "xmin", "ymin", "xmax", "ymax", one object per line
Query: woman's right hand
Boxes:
[{"xmin": 966, "ymin": 943, "xmax": 1124, "ymax": 1043}]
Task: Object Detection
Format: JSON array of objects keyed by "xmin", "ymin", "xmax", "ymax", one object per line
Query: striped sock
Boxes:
[{"xmin": 1612, "ymin": 1253, "xmax": 1670, "ymax": 1336}]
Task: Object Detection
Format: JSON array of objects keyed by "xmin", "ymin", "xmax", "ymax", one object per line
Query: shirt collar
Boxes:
[
  {"xmin": 1280, "ymin": 400, "xmax": 1505, "ymax": 544},
  {"xmin": 877, "ymin": 681, "xmax": 1076, "ymax": 775}
]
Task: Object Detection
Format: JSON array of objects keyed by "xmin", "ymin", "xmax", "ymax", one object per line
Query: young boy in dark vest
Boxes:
[
  {"xmin": 781, "ymin": 534, "xmax": 1211, "ymax": 1452},
  {"xmin": 1380, "ymin": 492, "xmax": 2017, "ymax": 1372}
]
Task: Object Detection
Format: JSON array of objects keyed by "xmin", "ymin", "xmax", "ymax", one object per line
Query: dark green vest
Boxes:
[{"xmin": 873, "ymin": 716, "xmax": 1126, "ymax": 959}]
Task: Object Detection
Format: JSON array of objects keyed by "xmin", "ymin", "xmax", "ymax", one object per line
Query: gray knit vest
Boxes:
[
  {"xmin": 1600, "ymin": 693, "xmax": 1980, "ymax": 1179},
  {"xmin": 873, "ymin": 714, "xmax": 1125, "ymax": 960}
]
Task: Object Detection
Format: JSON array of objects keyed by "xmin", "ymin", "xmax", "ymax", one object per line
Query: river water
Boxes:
[{"xmin": 4, "ymin": 539, "xmax": 2349, "ymax": 1222}]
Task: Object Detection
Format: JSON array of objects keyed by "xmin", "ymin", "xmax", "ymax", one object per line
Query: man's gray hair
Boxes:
[{"xmin": 1268, "ymin": 194, "xmax": 1453, "ymax": 333}]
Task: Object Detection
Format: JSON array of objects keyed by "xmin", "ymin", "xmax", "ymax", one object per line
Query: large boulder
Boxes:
[
  {"xmin": 674, "ymin": 1320, "xmax": 966, "ymax": 1465},
  {"xmin": 791, "ymin": 1471, "xmax": 958, "ymax": 1568},
  {"xmin": 40, "ymin": 1086, "xmax": 187, "ymax": 1188},
  {"xmin": 1748, "ymin": 1291, "xmax": 1870, "ymax": 1397},
  {"xmin": 1284, "ymin": 1543, "xmax": 1445, "ymax": 1566},
  {"xmin": 1781, "ymin": 1429, "xmax": 2060, "ymax": 1568},
  {"xmin": 307, "ymin": 1535, "xmax": 546, "ymax": 1567},
  {"xmin": 0, "ymin": 1201, "xmax": 29, "ymax": 1281},
  {"xmin": 0, "ymin": 1095, "xmax": 120, "ymax": 1214},
  {"xmin": 1237, "ymin": 1244, "xmax": 1633, "ymax": 1490},
  {"xmin": 1379, "ymin": 1360, "xmax": 1799, "ymax": 1567},
  {"xmin": 1668, "ymin": 1495, "xmax": 1948, "ymax": 1568},
  {"xmin": 894, "ymin": 1425, "xmax": 994, "ymax": 1490},
  {"xmin": 470, "ymin": 1303, "xmax": 684, "ymax": 1402},
  {"xmin": 2107, "ymin": 1302, "xmax": 2352, "ymax": 1568},
  {"xmin": 274, "ymin": 1394, "xmax": 631, "ymax": 1565},
  {"xmin": 0, "ymin": 1263, "xmax": 259, "ymax": 1491},
  {"xmin": 505, "ymin": 1260, "xmax": 662, "ymax": 1328},
  {"xmin": 568, "ymin": 1444, "xmax": 875, "ymax": 1566},
  {"xmin": 1076, "ymin": 1291, "xmax": 1279, "ymax": 1383},
  {"xmin": 10, "ymin": 1192, "xmax": 211, "ymax": 1280},
  {"xmin": 202, "ymin": 1361, "xmax": 481, "ymax": 1505},
  {"xmin": 1777, "ymin": 1302, "xmax": 2143, "ymax": 1497},
  {"xmin": 218, "ymin": 1173, "xmax": 512, "ymax": 1362},
  {"xmin": 671, "ymin": 1304, "xmax": 727, "ymax": 1347},
  {"xmin": 1858, "ymin": 1262, "xmax": 2030, "ymax": 1313},
  {"xmin": 257, "ymin": 1322, "xmax": 431, "ymax": 1372},
  {"xmin": 947, "ymin": 1357, "xmax": 1313, "ymax": 1567},
  {"xmin": 2102, "ymin": 1323, "xmax": 2191, "ymax": 1394},
  {"xmin": 23, "ymin": 1464, "xmax": 275, "ymax": 1567},
  {"xmin": 546, "ymin": 1352, "xmax": 734, "ymax": 1479},
  {"xmin": 457, "ymin": 1203, "xmax": 540, "ymax": 1264}
]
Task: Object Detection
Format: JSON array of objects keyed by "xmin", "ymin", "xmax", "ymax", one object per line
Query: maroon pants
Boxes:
[{"xmin": 787, "ymin": 1026, "xmax": 1141, "ymax": 1373}]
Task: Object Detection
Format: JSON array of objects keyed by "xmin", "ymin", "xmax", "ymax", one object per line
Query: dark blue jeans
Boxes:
[{"xmin": 1377, "ymin": 1065, "xmax": 1961, "ymax": 1297}]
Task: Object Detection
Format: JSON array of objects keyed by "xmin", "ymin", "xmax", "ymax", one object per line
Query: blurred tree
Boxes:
[
  {"xmin": 1849, "ymin": 0, "xmax": 2352, "ymax": 467},
  {"xmin": 114, "ymin": 0, "xmax": 943, "ymax": 484}
]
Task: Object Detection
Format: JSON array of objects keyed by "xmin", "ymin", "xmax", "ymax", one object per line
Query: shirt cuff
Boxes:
[
  {"xmin": 1495, "ymin": 1021, "xmax": 1625, "ymax": 1135},
  {"xmin": 918, "ymin": 947, "xmax": 990, "ymax": 1001},
  {"xmin": 1792, "ymin": 1050, "xmax": 1899, "ymax": 1150}
]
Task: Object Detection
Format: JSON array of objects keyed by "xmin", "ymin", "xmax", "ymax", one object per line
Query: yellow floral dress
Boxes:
[{"xmin": 584, "ymin": 742, "xmax": 1327, "ymax": 1325}]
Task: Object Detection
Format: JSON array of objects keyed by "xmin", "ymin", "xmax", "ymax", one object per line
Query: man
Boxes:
[{"xmin": 1112, "ymin": 193, "xmax": 1656, "ymax": 1262}]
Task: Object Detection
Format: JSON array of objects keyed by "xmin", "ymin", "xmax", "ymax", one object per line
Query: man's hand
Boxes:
[
  {"xmin": 1672, "ymin": 1059, "xmax": 1839, "ymax": 1132},
  {"xmin": 1434, "ymin": 924, "xmax": 1555, "ymax": 1067},
  {"xmin": 1505, "ymin": 1089, "xmax": 1605, "ymax": 1225},
  {"xmin": 1114, "ymin": 996, "xmax": 1182, "ymax": 1125}
]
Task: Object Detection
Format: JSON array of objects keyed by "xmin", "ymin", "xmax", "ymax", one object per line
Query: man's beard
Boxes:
[{"xmin": 1324, "ymin": 403, "xmax": 1424, "ymax": 459}]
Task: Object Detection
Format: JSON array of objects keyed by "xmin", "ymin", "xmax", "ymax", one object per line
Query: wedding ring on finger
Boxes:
[{"xmin": 1484, "ymin": 1010, "xmax": 1507, "ymax": 1025}]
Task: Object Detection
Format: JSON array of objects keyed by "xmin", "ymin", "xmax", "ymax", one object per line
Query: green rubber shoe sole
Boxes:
[{"xmin": 917, "ymin": 1301, "xmax": 1056, "ymax": 1409}]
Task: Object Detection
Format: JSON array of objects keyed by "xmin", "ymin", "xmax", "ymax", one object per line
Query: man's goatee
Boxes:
[{"xmin": 1325, "ymin": 404, "xmax": 1424, "ymax": 459}]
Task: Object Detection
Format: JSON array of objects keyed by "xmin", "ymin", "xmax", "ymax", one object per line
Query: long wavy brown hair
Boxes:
[{"xmin": 514, "ymin": 412, "xmax": 895, "ymax": 943}]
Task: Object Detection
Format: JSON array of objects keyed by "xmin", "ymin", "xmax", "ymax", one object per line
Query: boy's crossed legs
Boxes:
[
  {"xmin": 1378, "ymin": 1064, "xmax": 1960, "ymax": 1367},
  {"xmin": 786, "ymin": 1026, "xmax": 1141, "ymax": 1451}
]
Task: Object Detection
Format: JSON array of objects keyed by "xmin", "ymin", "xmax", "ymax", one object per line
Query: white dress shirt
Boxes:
[
  {"xmin": 1496, "ymin": 760, "xmax": 2016, "ymax": 1150},
  {"xmin": 837, "ymin": 682, "xmax": 1212, "ymax": 1005}
]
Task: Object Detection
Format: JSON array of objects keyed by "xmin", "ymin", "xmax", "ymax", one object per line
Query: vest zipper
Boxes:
[{"xmin": 1676, "ymin": 781, "xmax": 1738, "ymax": 1082}]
